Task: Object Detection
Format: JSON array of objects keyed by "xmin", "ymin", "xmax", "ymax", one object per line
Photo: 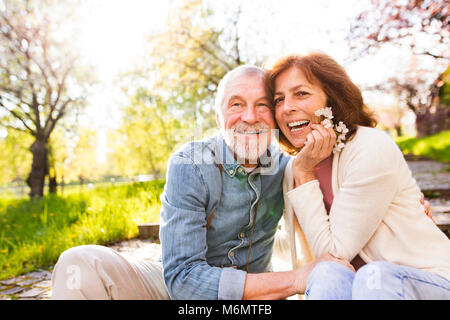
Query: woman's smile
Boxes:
[
  {"xmin": 287, "ymin": 119, "xmax": 310, "ymax": 133},
  {"xmin": 274, "ymin": 66, "xmax": 327, "ymax": 148}
]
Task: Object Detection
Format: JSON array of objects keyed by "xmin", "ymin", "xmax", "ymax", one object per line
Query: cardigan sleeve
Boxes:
[{"xmin": 287, "ymin": 130, "xmax": 402, "ymax": 261}]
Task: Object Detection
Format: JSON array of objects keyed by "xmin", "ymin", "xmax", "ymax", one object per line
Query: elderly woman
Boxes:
[{"xmin": 266, "ymin": 51, "xmax": 450, "ymax": 299}]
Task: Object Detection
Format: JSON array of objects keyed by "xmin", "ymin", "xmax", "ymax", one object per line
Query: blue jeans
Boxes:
[{"xmin": 306, "ymin": 261, "xmax": 450, "ymax": 300}]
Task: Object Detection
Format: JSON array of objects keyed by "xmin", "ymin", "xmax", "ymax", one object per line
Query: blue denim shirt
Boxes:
[{"xmin": 159, "ymin": 133, "xmax": 289, "ymax": 300}]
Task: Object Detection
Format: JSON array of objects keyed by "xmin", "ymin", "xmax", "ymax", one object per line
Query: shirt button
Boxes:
[
  {"xmin": 240, "ymin": 232, "xmax": 245, "ymax": 238},
  {"xmin": 237, "ymin": 167, "xmax": 243, "ymax": 173},
  {"xmin": 229, "ymin": 169, "xmax": 234, "ymax": 175},
  {"xmin": 229, "ymin": 251, "xmax": 234, "ymax": 257}
]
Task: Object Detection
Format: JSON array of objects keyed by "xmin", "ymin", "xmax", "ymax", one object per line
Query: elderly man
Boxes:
[{"xmin": 50, "ymin": 65, "xmax": 354, "ymax": 300}]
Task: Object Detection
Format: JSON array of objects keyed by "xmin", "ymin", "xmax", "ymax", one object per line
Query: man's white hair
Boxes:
[{"xmin": 214, "ymin": 65, "xmax": 266, "ymax": 113}]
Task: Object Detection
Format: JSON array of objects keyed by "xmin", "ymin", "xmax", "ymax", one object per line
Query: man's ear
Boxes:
[{"xmin": 215, "ymin": 112, "xmax": 221, "ymax": 128}]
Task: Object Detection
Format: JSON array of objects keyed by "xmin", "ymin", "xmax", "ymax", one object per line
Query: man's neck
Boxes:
[{"xmin": 241, "ymin": 163, "xmax": 257, "ymax": 172}]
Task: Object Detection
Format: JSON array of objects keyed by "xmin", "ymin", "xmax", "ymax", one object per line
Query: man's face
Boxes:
[{"xmin": 216, "ymin": 72, "xmax": 276, "ymax": 166}]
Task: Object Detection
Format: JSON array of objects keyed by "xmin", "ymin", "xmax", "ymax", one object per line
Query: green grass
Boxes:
[
  {"xmin": 0, "ymin": 180, "xmax": 165, "ymax": 280},
  {"xmin": 395, "ymin": 130, "xmax": 450, "ymax": 163}
]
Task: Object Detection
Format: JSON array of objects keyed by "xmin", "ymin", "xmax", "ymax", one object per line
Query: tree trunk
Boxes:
[
  {"xmin": 61, "ymin": 174, "xmax": 65, "ymax": 195},
  {"xmin": 26, "ymin": 138, "xmax": 47, "ymax": 198},
  {"xmin": 395, "ymin": 126, "xmax": 402, "ymax": 137},
  {"xmin": 416, "ymin": 104, "xmax": 450, "ymax": 138},
  {"xmin": 49, "ymin": 175, "xmax": 57, "ymax": 194}
]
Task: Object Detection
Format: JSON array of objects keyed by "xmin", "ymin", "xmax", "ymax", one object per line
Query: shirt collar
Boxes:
[{"xmin": 212, "ymin": 133, "xmax": 277, "ymax": 178}]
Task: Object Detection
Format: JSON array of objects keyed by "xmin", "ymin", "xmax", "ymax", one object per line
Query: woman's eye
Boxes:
[{"xmin": 295, "ymin": 91, "xmax": 309, "ymax": 97}]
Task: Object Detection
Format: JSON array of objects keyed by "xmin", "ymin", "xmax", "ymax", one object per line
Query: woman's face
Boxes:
[{"xmin": 274, "ymin": 66, "xmax": 328, "ymax": 148}]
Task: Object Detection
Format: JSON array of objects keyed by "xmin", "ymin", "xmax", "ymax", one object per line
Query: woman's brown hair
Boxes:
[{"xmin": 265, "ymin": 51, "xmax": 377, "ymax": 154}]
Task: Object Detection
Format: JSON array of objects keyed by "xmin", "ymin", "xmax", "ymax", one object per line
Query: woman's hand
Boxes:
[{"xmin": 292, "ymin": 124, "xmax": 336, "ymax": 187}]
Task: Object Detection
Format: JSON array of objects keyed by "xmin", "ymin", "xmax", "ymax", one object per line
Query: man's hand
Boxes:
[
  {"xmin": 293, "ymin": 252, "xmax": 355, "ymax": 294},
  {"xmin": 313, "ymin": 252, "xmax": 355, "ymax": 273},
  {"xmin": 420, "ymin": 192, "xmax": 435, "ymax": 223}
]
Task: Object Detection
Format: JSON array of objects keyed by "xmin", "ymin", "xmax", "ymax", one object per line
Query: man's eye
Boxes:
[{"xmin": 274, "ymin": 97, "xmax": 284, "ymax": 105}]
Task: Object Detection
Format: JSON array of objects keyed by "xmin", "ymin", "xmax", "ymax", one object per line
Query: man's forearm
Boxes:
[{"xmin": 242, "ymin": 266, "xmax": 312, "ymax": 300}]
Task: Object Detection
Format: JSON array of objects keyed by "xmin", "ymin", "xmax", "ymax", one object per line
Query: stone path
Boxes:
[
  {"xmin": 0, "ymin": 239, "xmax": 161, "ymax": 300},
  {"xmin": 0, "ymin": 270, "xmax": 52, "ymax": 300},
  {"xmin": 407, "ymin": 161, "xmax": 450, "ymax": 229},
  {"xmin": 0, "ymin": 159, "xmax": 449, "ymax": 300},
  {"xmin": 407, "ymin": 160, "xmax": 449, "ymax": 195}
]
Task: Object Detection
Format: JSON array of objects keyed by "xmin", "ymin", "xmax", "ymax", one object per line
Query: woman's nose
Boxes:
[{"xmin": 280, "ymin": 97, "xmax": 298, "ymax": 113}]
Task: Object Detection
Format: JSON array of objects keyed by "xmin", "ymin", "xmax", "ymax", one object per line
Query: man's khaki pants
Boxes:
[
  {"xmin": 51, "ymin": 225, "xmax": 293, "ymax": 300},
  {"xmin": 51, "ymin": 245, "xmax": 170, "ymax": 300}
]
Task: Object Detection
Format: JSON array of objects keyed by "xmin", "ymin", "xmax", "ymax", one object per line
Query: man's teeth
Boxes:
[{"xmin": 236, "ymin": 129, "xmax": 266, "ymax": 134}]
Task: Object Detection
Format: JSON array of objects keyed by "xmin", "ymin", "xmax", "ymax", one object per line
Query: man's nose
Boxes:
[{"xmin": 241, "ymin": 105, "xmax": 258, "ymax": 124}]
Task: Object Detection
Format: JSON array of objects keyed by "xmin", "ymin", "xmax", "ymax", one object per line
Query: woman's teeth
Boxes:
[{"xmin": 288, "ymin": 120, "xmax": 310, "ymax": 132}]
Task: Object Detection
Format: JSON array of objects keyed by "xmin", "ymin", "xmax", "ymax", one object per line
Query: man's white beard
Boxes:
[{"xmin": 222, "ymin": 123, "xmax": 272, "ymax": 165}]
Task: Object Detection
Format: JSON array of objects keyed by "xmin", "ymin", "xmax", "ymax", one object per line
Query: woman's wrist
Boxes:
[{"xmin": 293, "ymin": 170, "xmax": 316, "ymax": 188}]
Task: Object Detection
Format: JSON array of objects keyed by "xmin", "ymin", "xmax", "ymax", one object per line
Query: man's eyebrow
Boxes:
[
  {"xmin": 274, "ymin": 84, "xmax": 310, "ymax": 96},
  {"xmin": 257, "ymin": 95, "xmax": 271, "ymax": 101},
  {"xmin": 228, "ymin": 95, "xmax": 270, "ymax": 101},
  {"xmin": 228, "ymin": 95, "xmax": 244, "ymax": 101}
]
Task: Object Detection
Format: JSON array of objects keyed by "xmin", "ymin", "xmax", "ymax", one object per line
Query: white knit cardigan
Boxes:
[{"xmin": 279, "ymin": 126, "xmax": 450, "ymax": 280}]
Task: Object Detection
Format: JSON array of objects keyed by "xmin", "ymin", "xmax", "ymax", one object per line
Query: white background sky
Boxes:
[
  {"xmin": 76, "ymin": 0, "xmax": 375, "ymax": 123},
  {"xmin": 73, "ymin": 0, "xmax": 424, "ymax": 160}
]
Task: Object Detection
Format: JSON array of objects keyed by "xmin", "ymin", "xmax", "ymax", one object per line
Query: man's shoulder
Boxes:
[
  {"xmin": 169, "ymin": 134, "xmax": 219, "ymax": 166},
  {"xmin": 165, "ymin": 134, "xmax": 223, "ymax": 203},
  {"xmin": 266, "ymin": 143, "xmax": 291, "ymax": 172}
]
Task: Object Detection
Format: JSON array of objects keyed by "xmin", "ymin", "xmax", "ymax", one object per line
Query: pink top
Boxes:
[
  {"xmin": 314, "ymin": 155, "xmax": 334, "ymax": 214},
  {"xmin": 314, "ymin": 154, "xmax": 366, "ymax": 269}
]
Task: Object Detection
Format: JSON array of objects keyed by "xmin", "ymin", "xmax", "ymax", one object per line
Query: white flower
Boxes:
[
  {"xmin": 321, "ymin": 118, "xmax": 333, "ymax": 129},
  {"xmin": 336, "ymin": 121, "xmax": 349, "ymax": 134},
  {"xmin": 314, "ymin": 107, "xmax": 334, "ymax": 119},
  {"xmin": 314, "ymin": 107, "xmax": 348, "ymax": 153},
  {"xmin": 314, "ymin": 109, "xmax": 324, "ymax": 117},
  {"xmin": 333, "ymin": 142, "xmax": 345, "ymax": 154}
]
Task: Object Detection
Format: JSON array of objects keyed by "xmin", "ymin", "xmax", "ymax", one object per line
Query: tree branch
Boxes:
[
  {"xmin": 181, "ymin": 29, "xmax": 235, "ymax": 71},
  {"xmin": 44, "ymin": 98, "xmax": 72, "ymax": 138},
  {"xmin": 232, "ymin": 5, "xmax": 242, "ymax": 65},
  {"xmin": 0, "ymin": 121, "xmax": 28, "ymax": 133},
  {"xmin": 0, "ymin": 99, "xmax": 36, "ymax": 135}
]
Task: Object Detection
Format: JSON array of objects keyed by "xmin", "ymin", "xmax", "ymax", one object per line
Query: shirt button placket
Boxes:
[{"xmin": 229, "ymin": 250, "xmax": 235, "ymax": 264}]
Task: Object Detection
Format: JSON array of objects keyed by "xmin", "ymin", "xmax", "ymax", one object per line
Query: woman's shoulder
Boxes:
[
  {"xmin": 341, "ymin": 126, "xmax": 403, "ymax": 168},
  {"xmin": 345, "ymin": 126, "xmax": 398, "ymax": 152},
  {"xmin": 351, "ymin": 126, "xmax": 393, "ymax": 142}
]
